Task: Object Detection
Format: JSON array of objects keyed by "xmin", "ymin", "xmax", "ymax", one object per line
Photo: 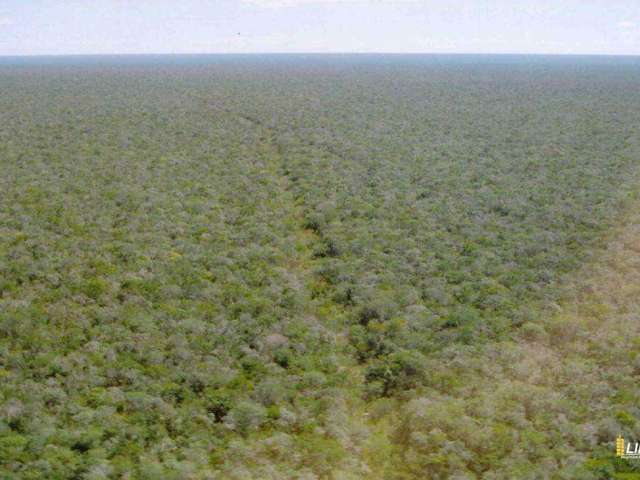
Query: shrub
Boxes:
[
  {"xmin": 364, "ymin": 350, "xmax": 427, "ymax": 397},
  {"xmin": 225, "ymin": 401, "xmax": 267, "ymax": 437}
]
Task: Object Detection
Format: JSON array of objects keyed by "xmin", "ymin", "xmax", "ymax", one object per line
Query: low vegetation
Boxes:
[{"xmin": 1, "ymin": 55, "xmax": 640, "ymax": 478}]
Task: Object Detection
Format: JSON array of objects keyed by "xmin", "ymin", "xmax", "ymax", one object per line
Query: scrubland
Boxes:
[{"xmin": 2, "ymin": 55, "xmax": 640, "ymax": 479}]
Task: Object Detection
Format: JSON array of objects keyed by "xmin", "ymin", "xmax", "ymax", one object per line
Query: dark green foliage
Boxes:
[{"xmin": 365, "ymin": 350, "xmax": 427, "ymax": 397}]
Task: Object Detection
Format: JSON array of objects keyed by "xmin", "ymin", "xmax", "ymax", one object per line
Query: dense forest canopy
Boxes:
[{"xmin": 2, "ymin": 55, "xmax": 640, "ymax": 479}]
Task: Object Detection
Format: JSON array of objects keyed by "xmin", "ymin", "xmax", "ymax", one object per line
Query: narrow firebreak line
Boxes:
[{"xmin": 203, "ymin": 100, "xmax": 383, "ymax": 476}]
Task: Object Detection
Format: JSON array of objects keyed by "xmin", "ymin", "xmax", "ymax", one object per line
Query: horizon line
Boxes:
[{"xmin": 1, "ymin": 51, "xmax": 639, "ymax": 59}]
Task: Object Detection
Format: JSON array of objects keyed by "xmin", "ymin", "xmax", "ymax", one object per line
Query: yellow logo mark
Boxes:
[{"xmin": 617, "ymin": 435, "xmax": 625, "ymax": 457}]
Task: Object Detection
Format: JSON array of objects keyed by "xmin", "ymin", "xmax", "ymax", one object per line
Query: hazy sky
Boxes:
[{"xmin": 0, "ymin": 0, "xmax": 638, "ymax": 56}]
